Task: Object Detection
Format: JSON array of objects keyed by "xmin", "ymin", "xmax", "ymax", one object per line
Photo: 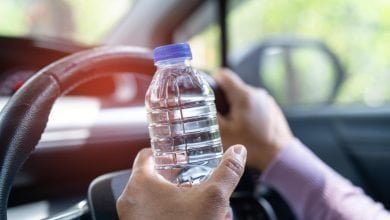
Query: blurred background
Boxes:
[
  {"xmin": 1, "ymin": 0, "xmax": 390, "ymax": 107},
  {"xmin": 189, "ymin": 0, "xmax": 390, "ymax": 106},
  {"xmin": 1, "ymin": 1, "xmax": 390, "ymax": 219},
  {"xmin": 0, "ymin": 0, "xmax": 131, "ymax": 44}
]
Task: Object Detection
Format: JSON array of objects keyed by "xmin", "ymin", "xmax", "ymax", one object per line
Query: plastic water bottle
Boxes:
[{"xmin": 145, "ymin": 43, "xmax": 223, "ymax": 185}]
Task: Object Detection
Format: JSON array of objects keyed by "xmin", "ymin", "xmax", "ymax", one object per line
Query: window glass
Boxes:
[
  {"xmin": 228, "ymin": 0, "xmax": 390, "ymax": 106},
  {"xmin": 174, "ymin": 1, "xmax": 220, "ymax": 74},
  {"xmin": 262, "ymin": 48, "xmax": 335, "ymax": 105},
  {"xmin": 0, "ymin": 0, "xmax": 132, "ymax": 45},
  {"xmin": 187, "ymin": 24, "xmax": 220, "ymax": 74}
]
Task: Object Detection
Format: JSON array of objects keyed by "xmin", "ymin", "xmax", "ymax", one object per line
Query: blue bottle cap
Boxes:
[{"xmin": 153, "ymin": 43, "xmax": 192, "ymax": 63}]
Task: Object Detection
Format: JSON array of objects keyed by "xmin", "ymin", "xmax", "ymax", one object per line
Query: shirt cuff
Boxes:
[{"xmin": 260, "ymin": 139, "xmax": 329, "ymax": 218}]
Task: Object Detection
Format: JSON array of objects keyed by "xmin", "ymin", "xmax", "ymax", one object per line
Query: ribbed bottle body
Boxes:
[{"xmin": 146, "ymin": 64, "xmax": 223, "ymax": 184}]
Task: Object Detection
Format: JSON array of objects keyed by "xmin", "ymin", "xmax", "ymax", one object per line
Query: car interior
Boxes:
[{"xmin": 0, "ymin": 0, "xmax": 389, "ymax": 219}]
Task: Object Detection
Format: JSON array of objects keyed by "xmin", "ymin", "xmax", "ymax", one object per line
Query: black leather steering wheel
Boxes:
[
  {"xmin": 0, "ymin": 46, "xmax": 155, "ymax": 219},
  {"xmin": 0, "ymin": 46, "xmax": 279, "ymax": 220}
]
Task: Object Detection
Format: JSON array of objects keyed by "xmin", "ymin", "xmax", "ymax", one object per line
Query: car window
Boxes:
[
  {"xmin": 0, "ymin": 0, "xmax": 133, "ymax": 45},
  {"xmin": 187, "ymin": 24, "xmax": 220, "ymax": 74},
  {"xmin": 173, "ymin": 1, "xmax": 220, "ymax": 74},
  {"xmin": 228, "ymin": 0, "xmax": 390, "ymax": 107},
  {"xmin": 261, "ymin": 47, "xmax": 336, "ymax": 106}
]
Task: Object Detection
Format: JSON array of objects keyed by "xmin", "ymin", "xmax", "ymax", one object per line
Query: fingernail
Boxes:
[
  {"xmin": 234, "ymin": 145, "xmax": 242, "ymax": 154},
  {"xmin": 233, "ymin": 145, "xmax": 246, "ymax": 163}
]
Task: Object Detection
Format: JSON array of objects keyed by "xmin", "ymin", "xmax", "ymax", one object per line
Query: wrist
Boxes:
[
  {"xmin": 257, "ymin": 147, "xmax": 280, "ymax": 171},
  {"xmin": 258, "ymin": 136, "xmax": 295, "ymax": 171}
]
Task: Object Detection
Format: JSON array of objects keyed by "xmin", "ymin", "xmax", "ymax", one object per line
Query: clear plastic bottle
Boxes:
[{"xmin": 145, "ymin": 43, "xmax": 223, "ymax": 185}]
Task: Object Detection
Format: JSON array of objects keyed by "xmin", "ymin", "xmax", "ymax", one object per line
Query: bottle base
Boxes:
[{"xmin": 156, "ymin": 157, "xmax": 221, "ymax": 185}]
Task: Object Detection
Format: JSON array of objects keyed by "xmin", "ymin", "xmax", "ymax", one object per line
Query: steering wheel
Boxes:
[{"xmin": 0, "ymin": 47, "xmax": 277, "ymax": 220}]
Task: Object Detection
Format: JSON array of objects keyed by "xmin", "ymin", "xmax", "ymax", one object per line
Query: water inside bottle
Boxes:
[{"xmin": 148, "ymin": 94, "xmax": 223, "ymax": 184}]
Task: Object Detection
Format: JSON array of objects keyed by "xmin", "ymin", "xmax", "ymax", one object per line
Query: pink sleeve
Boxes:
[{"xmin": 260, "ymin": 139, "xmax": 390, "ymax": 220}]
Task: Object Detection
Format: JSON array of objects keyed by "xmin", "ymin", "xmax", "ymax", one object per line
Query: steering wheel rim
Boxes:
[{"xmin": 0, "ymin": 46, "xmax": 155, "ymax": 219}]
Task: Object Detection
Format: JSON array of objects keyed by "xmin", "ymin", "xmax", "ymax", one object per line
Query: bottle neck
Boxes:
[{"xmin": 155, "ymin": 58, "xmax": 192, "ymax": 69}]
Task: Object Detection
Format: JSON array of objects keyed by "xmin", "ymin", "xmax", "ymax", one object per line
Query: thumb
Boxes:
[{"xmin": 206, "ymin": 145, "xmax": 247, "ymax": 197}]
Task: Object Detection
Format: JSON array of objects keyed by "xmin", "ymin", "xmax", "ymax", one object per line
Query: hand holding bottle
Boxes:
[{"xmin": 117, "ymin": 145, "xmax": 246, "ymax": 220}]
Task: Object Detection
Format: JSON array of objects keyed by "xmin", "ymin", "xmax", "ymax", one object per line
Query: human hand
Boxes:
[
  {"xmin": 215, "ymin": 69, "xmax": 294, "ymax": 171},
  {"xmin": 116, "ymin": 145, "xmax": 247, "ymax": 220}
]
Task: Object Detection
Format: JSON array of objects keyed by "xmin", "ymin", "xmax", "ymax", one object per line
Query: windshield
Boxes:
[{"xmin": 0, "ymin": 0, "xmax": 133, "ymax": 45}]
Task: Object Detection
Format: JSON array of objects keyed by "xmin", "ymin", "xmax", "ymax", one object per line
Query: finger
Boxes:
[
  {"xmin": 214, "ymin": 68, "xmax": 246, "ymax": 90},
  {"xmin": 214, "ymin": 68, "xmax": 247, "ymax": 103},
  {"xmin": 121, "ymin": 148, "xmax": 154, "ymax": 195},
  {"xmin": 206, "ymin": 145, "xmax": 247, "ymax": 197},
  {"xmin": 217, "ymin": 113, "xmax": 229, "ymax": 130},
  {"xmin": 131, "ymin": 148, "xmax": 154, "ymax": 175},
  {"xmin": 131, "ymin": 148, "xmax": 178, "ymax": 186}
]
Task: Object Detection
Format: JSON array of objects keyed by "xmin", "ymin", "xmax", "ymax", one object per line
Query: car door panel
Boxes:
[
  {"xmin": 336, "ymin": 115, "xmax": 390, "ymax": 207},
  {"xmin": 287, "ymin": 107, "xmax": 390, "ymax": 208}
]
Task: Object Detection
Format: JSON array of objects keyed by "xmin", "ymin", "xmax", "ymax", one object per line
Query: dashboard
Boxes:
[
  {"xmin": 0, "ymin": 69, "xmax": 34, "ymax": 96},
  {"xmin": 0, "ymin": 36, "xmax": 117, "ymax": 98}
]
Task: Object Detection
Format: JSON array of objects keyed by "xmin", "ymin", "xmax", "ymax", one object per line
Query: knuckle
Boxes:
[
  {"xmin": 239, "ymin": 89, "xmax": 252, "ymax": 107},
  {"xmin": 116, "ymin": 195, "xmax": 136, "ymax": 219},
  {"xmin": 116, "ymin": 196, "xmax": 128, "ymax": 216},
  {"xmin": 223, "ymin": 157, "xmax": 244, "ymax": 177},
  {"xmin": 256, "ymin": 87, "xmax": 266, "ymax": 93},
  {"xmin": 138, "ymin": 148, "xmax": 152, "ymax": 157},
  {"xmin": 205, "ymin": 184, "xmax": 227, "ymax": 204},
  {"xmin": 123, "ymin": 173, "xmax": 149, "ymax": 198},
  {"xmin": 255, "ymin": 87, "xmax": 269, "ymax": 98},
  {"xmin": 130, "ymin": 172, "xmax": 148, "ymax": 187},
  {"xmin": 116, "ymin": 196, "xmax": 126, "ymax": 210}
]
